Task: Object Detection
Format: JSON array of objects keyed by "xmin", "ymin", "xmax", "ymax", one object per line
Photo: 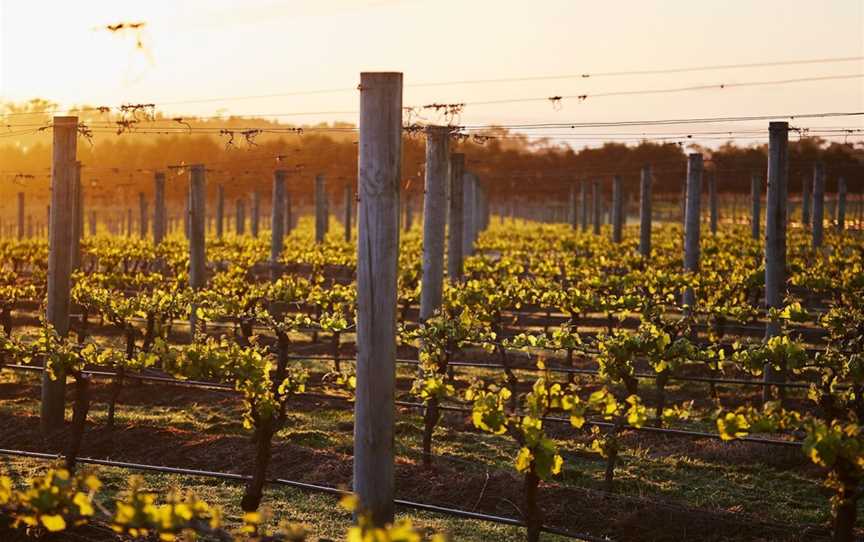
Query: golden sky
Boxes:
[{"xmin": 1, "ymin": 0, "xmax": 862, "ymax": 147}]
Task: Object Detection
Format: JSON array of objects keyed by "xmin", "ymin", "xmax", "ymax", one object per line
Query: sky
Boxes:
[{"xmin": 0, "ymin": 0, "xmax": 862, "ymax": 148}]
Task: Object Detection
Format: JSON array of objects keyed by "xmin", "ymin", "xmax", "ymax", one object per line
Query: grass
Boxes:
[{"xmin": 0, "ymin": 364, "xmax": 848, "ymax": 540}]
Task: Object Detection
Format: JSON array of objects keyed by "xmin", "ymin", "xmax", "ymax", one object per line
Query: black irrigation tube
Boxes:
[
  {"xmin": 2, "ymin": 364, "xmax": 804, "ymax": 448},
  {"xmin": 0, "ymin": 447, "xmax": 605, "ymax": 542}
]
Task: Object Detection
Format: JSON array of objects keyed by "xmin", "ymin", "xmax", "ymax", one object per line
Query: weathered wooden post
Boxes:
[
  {"xmin": 462, "ymin": 171, "xmax": 476, "ymax": 259},
  {"xmin": 708, "ymin": 172, "xmax": 718, "ymax": 235},
  {"xmin": 154, "ymin": 173, "xmax": 166, "ymax": 244},
  {"xmin": 683, "ymin": 154, "xmax": 703, "ymax": 309},
  {"xmin": 17, "ymin": 192, "xmax": 24, "ymax": 240},
  {"xmin": 251, "ymin": 191, "xmax": 260, "ymax": 238},
  {"xmin": 448, "ymin": 154, "xmax": 464, "ymax": 282},
  {"xmin": 344, "ymin": 182, "xmax": 353, "ymax": 242},
  {"xmin": 639, "ymin": 165, "xmax": 652, "ymax": 256},
  {"xmin": 71, "ymin": 163, "xmax": 83, "ymax": 270},
  {"xmin": 285, "ymin": 188, "xmax": 294, "ymax": 235},
  {"xmin": 764, "ymin": 122, "xmax": 789, "ymax": 400},
  {"xmin": 41, "ymin": 116, "xmax": 77, "ymax": 435},
  {"xmin": 611, "ymin": 174, "xmax": 623, "ymax": 243},
  {"xmin": 751, "ymin": 173, "xmax": 761, "ymax": 240},
  {"xmin": 139, "ymin": 193, "xmax": 148, "ymax": 239},
  {"xmin": 837, "ymin": 177, "xmax": 847, "ymax": 231},
  {"xmin": 189, "ymin": 165, "xmax": 206, "ymax": 332},
  {"xmin": 592, "ymin": 180, "xmax": 601, "ymax": 235},
  {"xmin": 215, "ymin": 184, "xmax": 224, "ymax": 239},
  {"xmin": 580, "ymin": 180, "xmax": 588, "ymax": 232},
  {"xmin": 420, "ymin": 126, "xmax": 449, "ymax": 322},
  {"xmin": 236, "ymin": 198, "xmax": 246, "ymax": 236},
  {"xmin": 271, "ymin": 170, "xmax": 286, "ymax": 281},
  {"xmin": 315, "ymin": 174, "xmax": 327, "ymax": 244},
  {"xmin": 812, "ymin": 163, "xmax": 825, "ymax": 248},
  {"xmin": 354, "ymin": 71, "xmax": 401, "ymax": 526}
]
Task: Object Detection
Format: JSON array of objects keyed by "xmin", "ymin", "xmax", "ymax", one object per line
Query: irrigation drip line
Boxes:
[
  {"xmin": 1, "ymin": 364, "xmax": 803, "ymax": 448},
  {"xmin": 0, "ymin": 447, "xmax": 604, "ymax": 541}
]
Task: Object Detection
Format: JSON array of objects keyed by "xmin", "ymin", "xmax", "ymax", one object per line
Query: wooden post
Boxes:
[
  {"xmin": 462, "ymin": 171, "xmax": 476, "ymax": 259},
  {"xmin": 764, "ymin": 122, "xmax": 789, "ymax": 400},
  {"xmin": 41, "ymin": 116, "xmax": 77, "ymax": 434},
  {"xmin": 271, "ymin": 171, "xmax": 286, "ymax": 281},
  {"xmin": 189, "ymin": 165, "xmax": 206, "ymax": 331},
  {"xmin": 639, "ymin": 165, "xmax": 652, "ymax": 256},
  {"xmin": 837, "ymin": 177, "xmax": 847, "ymax": 231},
  {"xmin": 216, "ymin": 184, "xmax": 224, "ymax": 239},
  {"xmin": 154, "ymin": 173, "xmax": 166, "ymax": 244},
  {"xmin": 236, "ymin": 198, "xmax": 246, "ymax": 235},
  {"xmin": 354, "ymin": 72, "xmax": 401, "ymax": 526},
  {"xmin": 17, "ymin": 192, "xmax": 24, "ymax": 240},
  {"xmin": 683, "ymin": 154, "xmax": 703, "ymax": 308},
  {"xmin": 751, "ymin": 173, "xmax": 761, "ymax": 240},
  {"xmin": 448, "ymin": 154, "xmax": 464, "ymax": 282},
  {"xmin": 580, "ymin": 181, "xmax": 588, "ymax": 232},
  {"xmin": 611, "ymin": 175, "xmax": 623, "ymax": 243},
  {"xmin": 592, "ymin": 180, "xmax": 601, "ymax": 235},
  {"xmin": 708, "ymin": 172, "xmax": 718, "ymax": 235},
  {"xmin": 251, "ymin": 191, "xmax": 260, "ymax": 238},
  {"xmin": 344, "ymin": 183, "xmax": 353, "ymax": 242},
  {"xmin": 315, "ymin": 174, "xmax": 327, "ymax": 244},
  {"xmin": 139, "ymin": 193, "xmax": 148, "ymax": 239},
  {"xmin": 71, "ymin": 163, "xmax": 83, "ymax": 270},
  {"xmin": 801, "ymin": 175, "xmax": 811, "ymax": 227},
  {"xmin": 812, "ymin": 163, "xmax": 825, "ymax": 248},
  {"xmin": 419, "ymin": 126, "xmax": 449, "ymax": 321},
  {"xmin": 285, "ymin": 189, "xmax": 294, "ymax": 235}
]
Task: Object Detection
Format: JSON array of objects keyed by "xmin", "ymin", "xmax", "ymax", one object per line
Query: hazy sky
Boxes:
[{"xmin": 1, "ymin": 0, "xmax": 862, "ymax": 148}]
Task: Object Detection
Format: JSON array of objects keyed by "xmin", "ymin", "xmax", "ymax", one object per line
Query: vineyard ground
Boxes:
[{"xmin": 0, "ymin": 369, "xmax": 852, "ymax": 542}]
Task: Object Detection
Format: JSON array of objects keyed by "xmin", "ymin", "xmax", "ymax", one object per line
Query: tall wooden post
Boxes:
[
  {"xmin": 683, "ymin": 154, "xmax": 703, "ymax": 308},
  {"xmin": 154, "ymin": 173, "xmax": 166, "ymax": 244},
  {"xmin": 139, "ymin": 193, "xmax": 148, "ymax": 239},
  {"xmin": 189, "ymin": 165, "xmax": 206, "ymax": 332},
  {"xmin": 354, "ymin": 72, "xmax": 401, "ymax": 526},
  {"xmin": 251, "ymin": 191, "xmax": 260, "ymax": 237},
  {"xmin": 751, "ymin": 173, "xmax": 761, "ymax": 240},
  {"xmin": 271, "ymin": 171, "xmax": 286, "ymax": 281},
  {"xmin": 837, "ymin": 177, "xmax": 847, "ymax": 231},
  {"xmin": 344, "ymin": 183, "xmax": 353, "ymax": 242},
  {"xmin": 812, "ymin": 163, "xmax": 825, "ymax": 248},
  {"xmin": 71, "ymin": 163, "xmax": 83, "ymax": 270},
  {"xmin": 708, "ymin": 172, "xmax": 718, "ymax": 235},
  {"xmin": 448, "ymin": 154, "xmax": 464, "ymax": 282},
  {"xmin": 41, "ymin": 116, "xmax": 77, "ymax": 434},
  {"xmin": 639, "ymin": 165, "xmax": 652, "ymax": 256},
  {"xmin": 592, "ymin": 180, "xmax": 601, "ymax": 235},
  {"xmin": 462, "ymin": 171, "xmax": 476, "ymax": 259},
  {"xmin": 764, "ymin": 122, "xmax": 788, "ymax": 400},
  {"xmin": 611, "ymin": 175, "xmax": 623, "ymax": 243},
  {"xmin": 17, "ymin": 192, "xmax": 24, "ymax": 240},
  {"xmin": 315, "ymin": 174, "xmax": 327, "ymax": 244},
  {"xmin": 419, "ymin": 126, "xmax": 449, "ymax": 322},
  {"xmin": 285, "ymin": 189, "xmax": 294, "ymax": 235},
  {"xmin": 236, "ymin": 198, "xmax": 246, "ymax": 235},
  {"xmin": 216, "ymin": 184, "xmax": 224, "ymax": 239},
  {"xmin": 580, "ymin": 181, "xmax": 588, "ymax": 232}
]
